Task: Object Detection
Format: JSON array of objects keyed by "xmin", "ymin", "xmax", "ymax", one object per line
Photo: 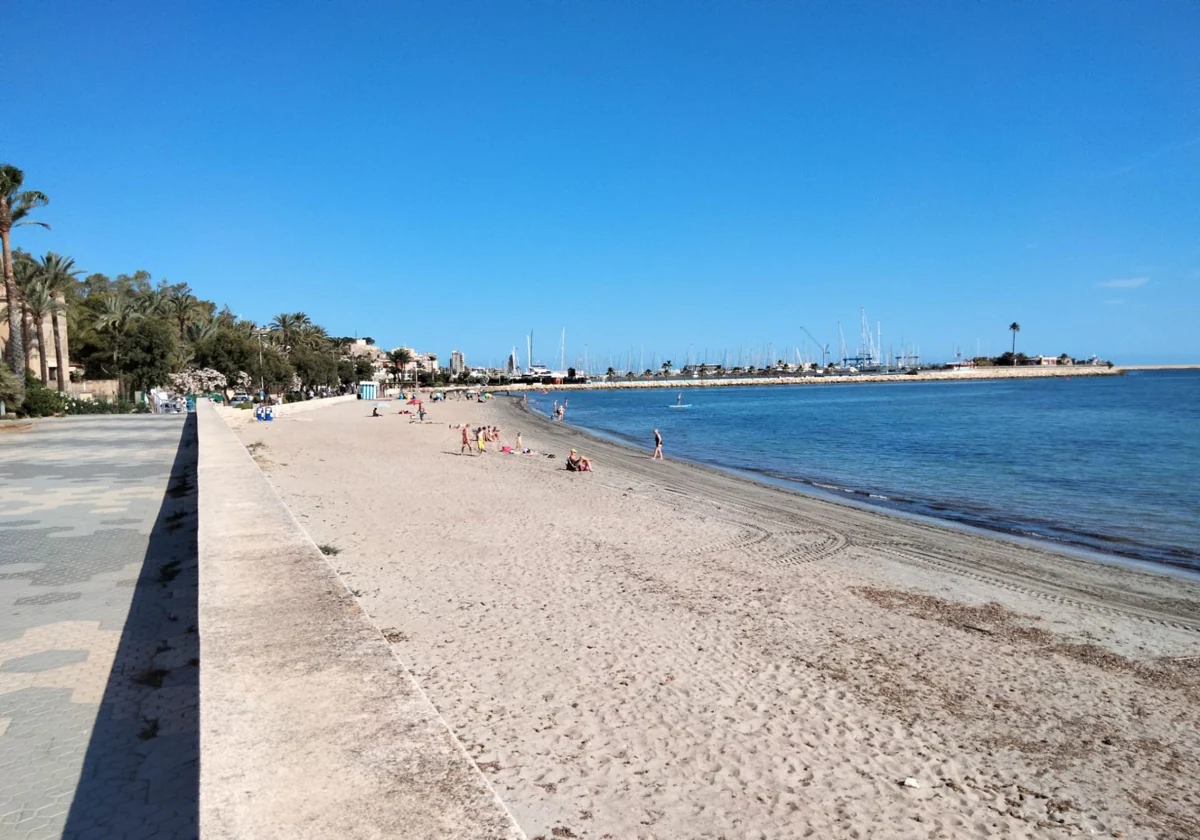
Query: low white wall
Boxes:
[{"xmin": 213, "ymin": 393, "xmax": 359, "ymax": 427}]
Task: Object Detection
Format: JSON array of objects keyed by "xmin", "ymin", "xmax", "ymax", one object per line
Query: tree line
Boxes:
[{"xmin": 1, "ymin": 163, "xmax": 395, "ymax": 415}]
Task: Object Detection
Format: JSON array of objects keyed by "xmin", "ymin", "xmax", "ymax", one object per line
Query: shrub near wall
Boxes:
[
  {"xmin": 62, "ymin": 396, "xmax": 147, "ymax": 415},
  {"xmin": 21, "ymin": 373, "xmax": 65, "ymax": 417}
]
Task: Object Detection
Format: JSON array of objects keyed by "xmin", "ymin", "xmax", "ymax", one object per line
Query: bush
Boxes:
[
  {"xmin": 21, "ymin": 373, "xmax": 65, "ymax": 417},
  {"xmin": 236, "ymin": 402, "xmax": 253, "ymax": 410},
  {"xmin": 61, "ymin": 397, "xmax": 144, "ymax": 415}
]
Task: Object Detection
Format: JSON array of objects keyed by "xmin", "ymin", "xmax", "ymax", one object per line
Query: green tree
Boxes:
[
  {"xmin": 1009, "ymin": 322, "xmax": 1020, "ymax": 364},
  {"xmin": 191, "ymin": 329, "xmax": 255, "ymax": 384},
  {"xmin": 661, "ymin": 360, "xmax": 672, "ymax": 376},
  {"xmin": 0, "ymin": 165, "xmax": 50, "ymax": 379},
  {"xmin": 605, "ymin": 366, "xmax": 616, "ymax": 379},
  {"xmin": 94, "ymin": 293, "xmax": 144, "ymax": 395},
  {"xmin": 291, "ymin": 345, "xmax": 337, "ymax": 388},
  {"xmin": 123, "ymin": 318, "xmax": 175, "ymax": 395}
]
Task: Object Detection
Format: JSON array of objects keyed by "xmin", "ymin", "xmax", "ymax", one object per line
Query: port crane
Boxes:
[{"xmin": 799, "ymin": 326, "xmax": 830, "ymax": 368}]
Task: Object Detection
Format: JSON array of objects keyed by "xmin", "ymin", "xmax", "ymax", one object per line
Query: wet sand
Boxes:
[{"xmin": 233, "ymin": 397, "xmax": 1200, "ymax": 840}]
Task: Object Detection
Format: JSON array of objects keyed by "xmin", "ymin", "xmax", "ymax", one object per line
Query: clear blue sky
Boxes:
[{"xmin": 5, "ymin": 1, "xmax": 1198, "ymax": 367}]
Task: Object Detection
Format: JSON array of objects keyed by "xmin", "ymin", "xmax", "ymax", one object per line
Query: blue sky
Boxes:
[{"xmin": 4, "ymin": 1, "xmax": 1198, "ymax": 366}]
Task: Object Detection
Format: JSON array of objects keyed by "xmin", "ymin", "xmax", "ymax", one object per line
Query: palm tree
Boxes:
[
  {"xmin": 605, "ymin": 366, "xmax": 616, "ymax": 379},
  {"xmin": 661, "ymin": 360, "xmax": 672, "ymax": 377},
  {"xmin": 95, "ymin": 294, "xmax": 143, "ymax": 397},
  {"xmin": 186, "ymin": 318, "xmax": 219, "ymax": 344},
  {"xmin": 35, "ymin": 253, "xmax": 82, "ymax": 391},
  {"xmin": 293, "ymin": 323, "xmax": 330, "ymax": 350},
  {"xmin": 9, "ymin": 253, "xmax": 38, "ymax": 372},
  {"xmin": 0, "ymin": 166, "xmax": 50, "ymax": 378},
  {"xmin": 269, "ymin": 311, "xmax": 311, "ymax": 352},
  {"xmin": 1009, "ymin": 322, "xmax": 1021, "ymax": 365},
  {"xmin": 388, "ymin": 348, "xmax": 413, "ymax": 385},
  {"xmin": 22, "ymin": 279, "xmax": 54, "ymax": 385},
  {"xmin": 167, "ymin": 291, "xmax": 203, "ymax": 341}
]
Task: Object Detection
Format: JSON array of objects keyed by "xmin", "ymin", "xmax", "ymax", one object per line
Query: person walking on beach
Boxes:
[
  {"xmin": 476, "ymin": 426, "xmax": 486, "ymax": 454},
  {"xmin": 461, "ymin": 425, "xmax": 473, "ymax": 455},
  {"xmin": 651, "ymin": 428, "xmax": 663, "ymax": 460}
]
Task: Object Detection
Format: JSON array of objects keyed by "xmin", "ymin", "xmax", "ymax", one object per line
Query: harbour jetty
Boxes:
[{"xmin": 488, "ymin": 363, "xmax": 1120, "ymax": 392}]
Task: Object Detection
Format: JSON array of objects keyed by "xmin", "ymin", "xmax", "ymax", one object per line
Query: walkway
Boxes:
[{"xmin": 0, "ymin": 415, "xmax": 198, "ymax": 840}]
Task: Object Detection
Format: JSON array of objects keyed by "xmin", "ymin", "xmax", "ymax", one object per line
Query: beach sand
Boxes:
[{"xmin": 234, "ymin": 397, "xmax": 1200, "ymax": 839}]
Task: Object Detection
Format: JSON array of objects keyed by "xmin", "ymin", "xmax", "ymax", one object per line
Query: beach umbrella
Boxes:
[{"xmin": 407, "ymin": 397, "xmax": 422, "ymax": 404}]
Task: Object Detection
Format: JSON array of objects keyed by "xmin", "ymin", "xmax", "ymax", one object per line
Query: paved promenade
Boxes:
[{"xmin": 0, "ymin": 416, "xmax": 198, "ymax": 840}]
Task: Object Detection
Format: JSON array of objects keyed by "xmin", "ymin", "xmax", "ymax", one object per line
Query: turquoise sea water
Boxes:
[{"xmin": 531, "ymin": 370, "xmax": 1200, "ymax": 572}]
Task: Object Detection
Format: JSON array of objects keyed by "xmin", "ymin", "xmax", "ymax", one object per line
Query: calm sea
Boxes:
[{"xmin": 531, "ymin": 370, "xmax": 1200, "ymax": 572}]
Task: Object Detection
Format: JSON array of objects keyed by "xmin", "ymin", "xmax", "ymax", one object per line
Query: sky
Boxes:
[{"xmin": 4, "ymin": 0, "xmax": 1198, "ymax": 367}]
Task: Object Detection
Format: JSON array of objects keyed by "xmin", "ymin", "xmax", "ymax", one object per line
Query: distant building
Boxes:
[{"xmin": 450, "ymin": 350, "xmax": 466, "ymax": 377}]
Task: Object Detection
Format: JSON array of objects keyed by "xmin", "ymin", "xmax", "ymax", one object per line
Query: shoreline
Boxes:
[
  {"xmin": 507, "ymin": 398, "xmax": 1200, "ymax": 578},
  {"xmin": 504, "ymin": 397, "xmax": 1200, "ymax": 581},
  {"xmin": 480, "ymin": 364, "xmax": 1120, "ymax": 392},
  {"xmin": 235, "ymin": 399, "xmax": 1200, "ymax": 838}
]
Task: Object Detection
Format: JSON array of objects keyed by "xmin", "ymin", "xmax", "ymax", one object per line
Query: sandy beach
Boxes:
[{"xmin": 233, "ymin": 397, "xmax": 1200, "ymax": 840}]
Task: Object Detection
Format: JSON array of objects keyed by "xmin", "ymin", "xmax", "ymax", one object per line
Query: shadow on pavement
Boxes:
[{"xmin": 63, "ymin": 414, "xmax": 200, "ymax": 840}]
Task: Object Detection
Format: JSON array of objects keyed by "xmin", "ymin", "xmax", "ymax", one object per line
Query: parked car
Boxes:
[{"xmin": 230, "ymin": 393, "xmax": 251, "ymax": 406}]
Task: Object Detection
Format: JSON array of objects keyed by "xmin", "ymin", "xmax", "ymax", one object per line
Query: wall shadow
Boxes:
[{"xmin": 62, "ymin": 414, "xmax": 200, "ymax": 839}]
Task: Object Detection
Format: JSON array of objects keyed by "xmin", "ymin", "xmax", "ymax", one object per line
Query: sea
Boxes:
[{"xmin": 530, "ymin": 370, "xmax": 1200, "ymax": 573}]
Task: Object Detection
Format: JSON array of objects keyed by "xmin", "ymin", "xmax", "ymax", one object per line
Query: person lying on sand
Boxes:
[{"xmin": 566, "ymin": 449, "xmax": 592, "ymax": 472}]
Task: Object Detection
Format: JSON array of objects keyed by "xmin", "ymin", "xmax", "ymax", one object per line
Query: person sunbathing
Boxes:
[{"xmin": 566, "ymin": 449, "xmax": 592, "ymax": 472}]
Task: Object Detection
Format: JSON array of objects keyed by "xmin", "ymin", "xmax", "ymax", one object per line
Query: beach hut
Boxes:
[{"xmin": 358, "ymin": 381, "xmax": 378, "ymax": 400}]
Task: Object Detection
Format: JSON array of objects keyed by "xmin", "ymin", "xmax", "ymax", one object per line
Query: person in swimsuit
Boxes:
[
  {"xmin": 651, "ymin": 428, "xmax": 663, "ymax": 460},
  {"xmin": 566, "ymin": 449, "xmax": 592, "ymax": 472},
  {"xmin": 461, "ymin": 425, "xmax": 473, "ymax": 455}
]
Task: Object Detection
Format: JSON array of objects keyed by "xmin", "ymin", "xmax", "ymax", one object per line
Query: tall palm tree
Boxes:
[
  {"xmin": 1009, "ymin": 322, "xmax": 1021, "ymax": 365},
  {"xmin": 0, "ymin": 165, "xmax": 50, "ymax": 376},
  {"xmin": 269, "ymin": 311, "xmax": 311, "ymax": 352},
  {"xmin": 22, "ymin": 278, "xmax": 54, "ymax": 385},
  {"xmin": 661, "ymin": 360, "xmax": 672, "ymax": 376},
  {"xmin": 95, "ymin": 294, "xmax": 143, "ymax": 397},
  {"xmin": 36, "ymin": 252, "xmax": 82, "ymax": 391},
  {"xmin": 388, "ymin": 348, "xmax": 413, "ymax": 385},
  {"xmin": 10, "ymin": 253, "xmax": 38, "ymax": 372},
  {"xmin": 167, "ymin": 291, "xmax": 203, "ymax": 341}
]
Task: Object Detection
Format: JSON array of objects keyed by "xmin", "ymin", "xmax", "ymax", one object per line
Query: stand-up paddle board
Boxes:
[{"xmin": 669, "ymin": 404, "xmax": 692, "ymax": 408}]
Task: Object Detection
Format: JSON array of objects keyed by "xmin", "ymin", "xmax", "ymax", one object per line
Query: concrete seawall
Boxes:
[{"xmin": 196, "ymin": 401, "xmax": 524, "ymax": 839}]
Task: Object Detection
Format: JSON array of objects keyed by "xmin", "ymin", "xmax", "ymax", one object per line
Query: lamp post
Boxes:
[{"xmin": 254, "ymin": 329, "xmax": 267, "ymax": 395}]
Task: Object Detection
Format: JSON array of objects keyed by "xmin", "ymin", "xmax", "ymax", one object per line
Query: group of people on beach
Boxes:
[{"xmin": 459, "ymin": 424, "xmax": 509, "ymax": 454}]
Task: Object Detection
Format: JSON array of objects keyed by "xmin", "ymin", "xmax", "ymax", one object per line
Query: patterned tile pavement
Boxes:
[{"xmin": 0, "ymin": 416, "xmax": 199, "ymax": 840}]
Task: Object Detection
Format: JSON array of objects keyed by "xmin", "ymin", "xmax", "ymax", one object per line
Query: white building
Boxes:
[{"xmin": 450, "ymin": 350, "xmax": 466, "ymax": 376}]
